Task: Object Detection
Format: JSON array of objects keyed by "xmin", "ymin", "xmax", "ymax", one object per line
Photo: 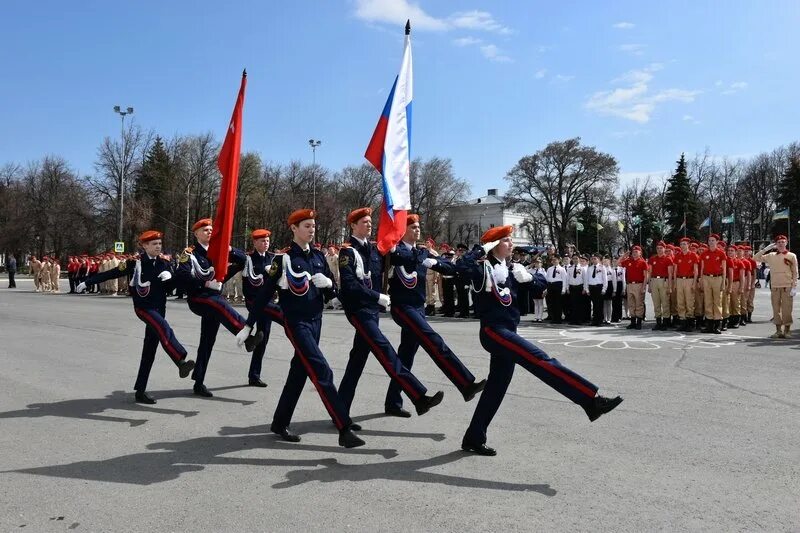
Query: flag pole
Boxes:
[{"xmin": 596, "ymin": 223, "xmax": 599, "ymax": 252}]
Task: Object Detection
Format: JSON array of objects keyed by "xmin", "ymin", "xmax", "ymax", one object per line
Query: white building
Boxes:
[{"xmin": 445, "ymin": 189, "xmax": 532, "ymax": 246}]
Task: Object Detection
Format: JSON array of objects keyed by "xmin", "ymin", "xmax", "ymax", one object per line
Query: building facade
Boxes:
[{"xmin": 445, "ymin": 189, "xmax": 533, "ymax": 247}]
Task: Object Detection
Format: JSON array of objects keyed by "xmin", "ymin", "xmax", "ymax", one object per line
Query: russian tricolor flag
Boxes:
[{"xmin": 365, "ymin": 20, "xmax": 413, "ymax": 254}]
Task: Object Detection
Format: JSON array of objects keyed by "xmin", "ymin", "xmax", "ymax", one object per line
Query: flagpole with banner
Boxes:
[
  {"xmin": 208, "ymin": 69, "xmax": 247, "ymax": 282},
  {"xmin": 366, "ymin": 20, "xmax": 413, "ymax": 261}
]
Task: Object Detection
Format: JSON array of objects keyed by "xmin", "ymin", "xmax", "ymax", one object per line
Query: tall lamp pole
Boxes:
[
  {"xmin": 308, "ymin": 139, "xmax": 321, "ymax": 210},
  {"xmin": 113, "ymin": 105, "xmax": 134, "ymax": 241}
]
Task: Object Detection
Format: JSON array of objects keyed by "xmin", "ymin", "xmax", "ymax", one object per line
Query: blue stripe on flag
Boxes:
[{"xmin": 382, "ymin": 77, "xmax": 398, "ymax": 118}]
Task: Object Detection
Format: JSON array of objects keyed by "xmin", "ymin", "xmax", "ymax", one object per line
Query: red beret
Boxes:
[
  {"xmin": 679, "ymin": 237, "xmax": 691, "ymax": 244},
  {"xmin": 347, "ymin": 207, "xmax": 372, "ymax": 224},
  {"xmin": 480, "ymin": 225, "xmax": 513, "ymax": 244},
  {"xmin": 708, "ymin": 234, "xmax": 720, "ymax": 241},
  {"xmin": 632, "ymin": 245, "xmax": 642, "ymax": 251},
  {"xmin": 138, "ymin": 230, "xmax": 163, "ymax": 243},
  {"xmin": 192, "ymin": 218, "xmax": 212, "ymax": 232},
  {"xmin": 406, "ymin": 213, "xmax": 420, "ymax": 225},
  {"xmin": 776, "ymin": 234, "xmax": 788, "ymax": 241},
  {"xmin": 251, "ymin": 229, "xmax": 271, "ymax": 240},
  {"xmin": 288, "ymin": 209, "xmax": 316, "ymax": 226},
  {"xmin": 727, "ymin": 245, "xmax": 737, "ymax": 251},
  {"xmin": 655, "ymin": 241, "xmax": 665, "ymax": 248},
  {"xmin": 719, "ymin": 242, "xmax": 727, "ymax": 249}
]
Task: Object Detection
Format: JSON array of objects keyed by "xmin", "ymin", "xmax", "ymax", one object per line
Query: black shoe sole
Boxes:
[
  {"xmin": 339, "ymin": 433, "xmax": 366, "ymax": 448},
  {"xmin": 244, "ymin": 331, "xmax": 264, "ymax": 352},
  {"xmin": 415, "ymin": 391, "xmax": 444, "ymax": 416},
  {"xmin": 384, "ymin": 408, "xmax": 412, "ymax": 418},
  {"xmin": 461, "ymin": 442, "xmax": 497, "ymax": 456},
  {"xmin": 179, "ymin": 360, "xmax": 195, "ymax": 379},
  {"xmin": 193, "ymin": 387, "xmax": 213, "ymax": 398},
  {"xmin": 134, "ymin": 395, "xmax": 156, "ymax": 405},
  {"xmin": 585, "ymin": 396, "xmax": 624, "ymax": 422},
  {"xmin": 463, "ymin": 379, "xmax": 487, "ymax": 402}
]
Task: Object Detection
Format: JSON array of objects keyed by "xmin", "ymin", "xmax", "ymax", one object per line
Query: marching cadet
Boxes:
[
  {"xmin": 39, "ymin": 258, "xmax": 51, "ymax": 292},
  {"xmin": 49, "ymin": 257, "xmax": 61, "ymax": 293},
  {"xmin": 601, "ymin": 256, "xmax": 616, "ymax": 324},
  {"xmin": 176, "ymin": 218, "xmax": 264, "ymax": 397},
  {"xmin": 699, "ymin": 234, "xmax": 727, "ymax": 334},
  {"xmin": 723, "ymin": 245, "xmax": 745, "ymax": 329},
  {"xmin": 380, "ymin": 212, "xmax": 484, "ymax": 417},
  {"xmin": 673, "ymin": 237, "xmax": 700, "ymax": 331},
  {"xmin": 754, "ymin": 235, "xmax": 798, "ymax": 339},
  {"xmin": 240, "ymin": 208, "xmax": 366, "ymax": 448},
  {"xmin": 584, "ymin": 253, "xmax": 608, "ymax": 326},
  {"xmin": 455, "ymin": 243, "xmax": 471, "ymax": 318},
  {"xmin": 544, "ymin": 255, "xmax": 568, "ymax": 324},
  {"xmin": 621, "ymin": 246, "xmax": 648, "ymax": 329},
  {"xmin": 691, "ymin": 242, "xmax": 706, "ymax": 330},
  {"xmin": 718, "ymin": 242, "xmax": 731, "ymax": 331},
  {"xmin": 224, "ymin": 228, "xmax": 284, "ymax": 387},
  {"xmin": 458, "ymin": 226, "xmax": 623, "ymax": 456},
  {"xmin": 611, "ymin": 257, "xmax": 626, "ymax": 322},
  {"xmin": 667, "ymin": 245, "xmax": 680, "ymax": 326},
  {"xmin": 77, "ymin": 230, "xmax": 196, "ymax": 404},
  {"xmin": 336, "ymin": 208, "xmax": 446, "ymax": 422},
  {"xmin": 647, "ymin": 241, "xmax": 673, "ymax": 330},
  {"xmin": 566, "ymin": 254, "xmax": 588, "ymax": 325}
]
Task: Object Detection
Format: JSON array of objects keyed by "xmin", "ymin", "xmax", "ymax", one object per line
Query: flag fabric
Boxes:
[
  {"xmin": 631, "ymin": 215, "xmax": 642, "ymax": 225},
  {"xmin": 365, "ymin": 22, "xmax": 413, "ymax": 254},
  {"xmin": 575, "ymin": 222, "xmax": 584, "ymax": 231},
  {"xmin": 773, "ymin": 208, "xmax": 790, "ymax": 220},
  {"xmin": 721, "ymin": 214, "xmax": 735, "ymax": 224},
  {"xmin": 699, "ymin": 217, "xmax": 711, "ymax": 229},
  {"xmin": 617, "ymin": 220, "xmax": 625, "ymax": 232},
  {"xmin": 208, "ymin": 70, "xmax": 247, "ymax": 282},
  {"xmin": 596, "ymin": 223, "xmax": 604, "ymax": 230},
  {"xmin": 679, "ymin": 214, "xmax": 687, "ymax": 231}
]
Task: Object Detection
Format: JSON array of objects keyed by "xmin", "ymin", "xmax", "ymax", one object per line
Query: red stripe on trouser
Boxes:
[
  {"xmin": 135, "ymin": 308, "xmax": 182, "ymax": 362},
  {"xmin": 392, "ymin": 306, "xmax": 468, "ymax": 388},
  {"xmin": 350, "ymin": 315, "xmax": 422, "ymax": 401},
  {"xmin": 190, "ymin": 296, "xmax": 244, "ymax": 330},
  {"xmin": 264, "ymin": 308, "xmax": 284, "ymax": 324},
  {"xmin": 283, "ymin": 324, "xmax": 344, "ymax": 429},
  {"xmin": 483, "ymin": 326, "xmax": 596, "ymax": 399}
]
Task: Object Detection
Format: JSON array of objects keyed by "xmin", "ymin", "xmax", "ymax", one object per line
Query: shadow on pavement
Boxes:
[{"xmin": 0, "ymin": 390, "xmax": 200, "ymax": 427}]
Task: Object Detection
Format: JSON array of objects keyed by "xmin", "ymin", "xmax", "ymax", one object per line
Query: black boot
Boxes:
[
  {"xmin": 702, "ymin": 319, "xmax": 714, "ymax": 333},
  {"xmin": 747, "ymin": 312, "xmax": 752, "ymax": 322},
  {"xmin": 414, "ymin": 391, "xmax": 444, "ymax": 416},
  {"xmin": 626, "ymin": 317, "xmax": 636, "ymax": 329},
  {"xmin": 339, "ymin": 428, "xmax": 366, "ymax": 448},
  {"xmin": 425, "ymin": 304, "xmax": 435, "ymax": 316},
  {"xmin": 655, "ymin": 318, "xmax": 663, "ymax": 331},
  {"xmin": 685, "ymin": 318, "xmax": 695, "ymax": 332},
  {"xmin": 728, "ymin": 315, "xmax": 739, "ymax": 329},
  {"xmin": 712, "ymin": 320, "xmax": 722, "ymax": 334},
  {"xmin": 583, "ymin": 395, "xmax": 624, "ymax": 422},
  {"xmin": 721, "ymin": 318, "xmax": 728, "ymax": 331},
  {"xmin": 739, "ymin": 314, "xmax": 747, "ymax": 326},
  {"xmin": 663, "ymin": 317, "xmax": 671, "ymax": 328},
  {"xmin": 635, "ymin": 317, "xmax": 642, "ymax": 330}
]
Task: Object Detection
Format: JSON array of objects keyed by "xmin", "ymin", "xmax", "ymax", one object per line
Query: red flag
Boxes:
[{"xmin": 208, "ymin": 70, "xmax": 247, "ymax": 281}]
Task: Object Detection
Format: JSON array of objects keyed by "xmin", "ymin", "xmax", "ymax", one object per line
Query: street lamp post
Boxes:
[
  {"xmin": 308, "ymin": 139, "xmax": 321, "ymax": 210},
  {"xmin": 113, "ymin": 105, "xmax": 134, "ymax": 242}
]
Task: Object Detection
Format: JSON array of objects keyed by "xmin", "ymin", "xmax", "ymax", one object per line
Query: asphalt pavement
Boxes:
[{"xmin": 1, "ymin": 277, "xmax": 798, "ymax": 532}]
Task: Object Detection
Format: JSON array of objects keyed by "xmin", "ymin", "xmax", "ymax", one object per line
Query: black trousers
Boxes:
[
  {"xmin": 441, "ymin": 278, "xmax": 456, "ymax": 316},
  {"xmin": 589, "ymin": 284, "xmax": 604, "ymax": 325},
  {"xmin": 7, "ymin": 270, "xmax": 15, "ymax": 288},
  {"xmin": 456, "ymin": 283, "xmax": 470, "ymax": 316},
  {"xmin": 568, "ymin": 285, "xmax": 584, "ymax": 324},
  {"xmin": 546, "ymin": 282, "xmax": 563, "ymax": 322},
  {"xmin": 612, "ymin": 281, "xmax": 623, "ymax": 321}
]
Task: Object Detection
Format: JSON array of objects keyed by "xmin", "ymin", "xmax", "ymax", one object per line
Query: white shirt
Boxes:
[
  {"xmin": 566, "ymin": 264, "xmax": 587, "ymax": 287},
  {"xmin": 584, "ymin": 263, "xmax": 608, "ymax": 290}
]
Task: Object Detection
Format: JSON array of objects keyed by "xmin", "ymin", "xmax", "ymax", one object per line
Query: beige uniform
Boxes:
[
  {"xmin": 754, "ymin": 248, "xmax": 798, "ymax": 327},
  {"xmin": 326, "ymin": 253, "xmax": 340, "ymax": 286},
  {"xmin": 31, "ymin": 260, "xmax": 42, "ymax": 291},
  {"xmin": 50, "ymin": 261, "xmax": 61, "ymax": 292},
  {"xmin": 108, "ymin": 257, "xmax": 120, "ymax": 294},
  {"xmin": 39, "ymin": 262, "xmax": 51, "ymax": 292}
]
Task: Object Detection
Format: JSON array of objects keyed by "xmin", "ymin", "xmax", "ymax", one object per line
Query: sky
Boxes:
[{"xmin": 2, "ymin": 0, "xmax": 799, "ymax": 196}]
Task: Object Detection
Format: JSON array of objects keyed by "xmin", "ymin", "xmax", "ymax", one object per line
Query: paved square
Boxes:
[{"xmin": 1, "ymin": 278, "xmax": 798, "ymax": 531}]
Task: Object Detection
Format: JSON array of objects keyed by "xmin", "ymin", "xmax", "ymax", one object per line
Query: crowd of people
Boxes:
[{"xmin": 5, "ymin": 211, "xmax": 796, "ymax": 454}]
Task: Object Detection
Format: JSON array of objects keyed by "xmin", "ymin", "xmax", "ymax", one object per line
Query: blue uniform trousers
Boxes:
[
  {"xmin": 272, "ymin": 317, "xmax": 352, "ymax": 431},
  {"xmin": 385, "ymin": 304, "xmax": 475, "ymax": 409},
  {"xmin": 187, "ymin": 294, "xmax": 246, "ymax": 386},
  {"xmin": 245, "ymin": 299, "xmax": 284, "ymax": 380},
  {"xmin": 464, "ymin": 324, "xmax": 598, "ymax": 445},
  {"xmin": 133, "ymin": 306, "xmax": 187, "ymax": 391},
  {"xmin": 338, "ymin": 308, "xmax": 427, "ymax": 414}
]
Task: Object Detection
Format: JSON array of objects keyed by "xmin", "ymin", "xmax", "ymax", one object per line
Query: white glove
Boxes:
[
  {"xmin": 482, "ymin": 240, "xmax": 500, "ymax": 254},
  {"xmin": 422, "ymin": 258, "xmax": 437, "ymax": 268},
  {"xmin": 377, "ymin": 293, "xmax": 391, "ymax": 307},
  {"xmin": 791, "ymin": 287, "xmax": 797, "ymax": 297},
  {"xmin": 76, "ymin": 282, "xmax": 86, "ymax": 293},
  {"xmin": 311, "ymin": 273, "xmax": 333, "ymax": 288},
  {"xmin": 512, "ymin": 264, "xmax": 533, "ymax": 283},
  {"xmin": 235, "ymin": 325, "xmax": 253, "ymax": 347},
  {"xmin": 205, "ymin": 279, "xmax": 223, "ymax": 291},
  {"xmin": 492, "ymin": 263, "xmax": 509, "ymax": 284},
  {"xmin": 158, "ymin": 271, "xmax": 172, "ymax": 282},
  {"xmin": 329, "ymin": 297, "xmax": 342, "ymax": 309}
]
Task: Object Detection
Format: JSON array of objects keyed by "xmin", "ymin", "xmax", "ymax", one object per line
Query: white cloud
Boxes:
[
  {"xmin": 613, "ymin": 21, "xmax": 635, "ymax": 29},
  {"xmin": 534, "ymin": 68, "xmax": 547, "ymax": 79},
  {"xmin": 453, "ymin": 36, "xmax": 482, "ymax": 47},
  {"xmin": 618, "ymin": 43, "xmax": 646, "ymax": 56},
  {"xmin": 553, "ymin": 74, "xmax": 575, "ymax": 82},
  {"xmin": 480, "ymin": 44, "xmax": 512, "ymax": 63},
  {"xmin": 721, "ymin": 81, "xmax": 748, "ymax": 95},
  {"xmin": 682, "ymin": 114, "xmax": 700, "ymax": 124},
  {"xmin": 448, "ymin": 10, "xmax": 512, "ymax": 34},
  {"xmin": 353, "ymin": 1, "xmax": 510, "ymax": 33},
  {"xmin": 586, "ymin": 63, "xmax": 701, "ymax": 123},
  {"xmin": 353, "ymin": 0, "xmax": 448, "ymax": 30}
]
